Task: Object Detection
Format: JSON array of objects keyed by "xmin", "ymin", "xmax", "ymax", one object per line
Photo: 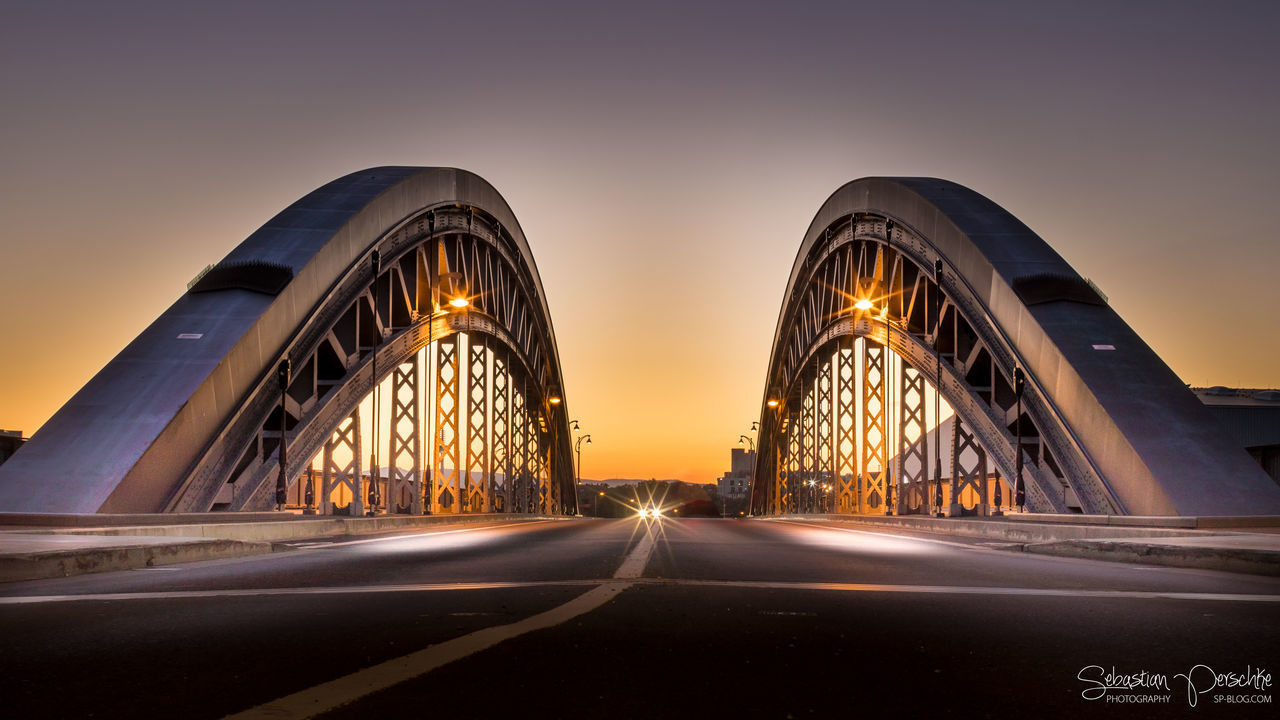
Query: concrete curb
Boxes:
[
  {"xmin": 0, "ymin": 538, "xmax": 277, "ymax": 583},
  {"xmin": 774, "ymin": 514, "xmax": 1211, "ymax": 542},
  {"xmin": 771, "ymin": 515, "xmax": 1280, "ymax": 577},
  {"xmin": 1022, "ymin": 540, "xmax": 1280, "ymax": 577},
  {"xmin": 10, "ymin": 513, "xmax": 563, "ymax": 543},
  {"xmin": 0, "ymin": 514, "xmax": 568, "ymax": 584}
]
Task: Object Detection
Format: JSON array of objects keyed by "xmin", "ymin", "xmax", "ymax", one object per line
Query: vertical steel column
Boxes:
[
  {"xmin": 321, "ymin": 408, "xmax": 362, "ymax": 515},
  {"xmin": 466, "ymin": 337, "xmax": 489, "ymax": 513},
  {"xmin": 389, "ymin": 357, "xmax": 421, "ymax": 514},
  {"xmin": 817, "ymin": 353, "xmax": 833, "ymax": 514},
  {"xmin": 512, "ymin": 383, "xmax": 528, "ymax": 513},
  {"xmin": 534, "ymin": 408, "xmax": 549, "ymax": 514},
  {"xmin": 434, "ymin": 336, "xmax": 460, "ymax": 513},
  {"xmin": 835, "ymin": 338, "xmax": 857, "ymax": 513},
  {"xmin": 898, "ymin": 366, "xmax": 929, "ymax": 513},
  {"xmin": 529, "ymin": 407, "xmax": 544, "ymax": 514},
  {"xmin": 800, "ymin": 374, "xmax": 816, "ymax": 513},
  {"xmin": 492, "ymin": 351, "xmax": 510, "ymax": 512},
  {"xmin": 773, "ymin": 425, "xmax": 783, "ymax": 509},
  {"xmin": 786, "ymin": 408, "xmax": 801, "ymax": 513},
  {"xmin": 861, "ymin": 342, "xmax": 887, "ymax": 513}
]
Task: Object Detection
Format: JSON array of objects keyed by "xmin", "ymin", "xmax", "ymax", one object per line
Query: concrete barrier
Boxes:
[
  {"xmin": 0, "ymin": 514, "xmax": 571, "ymax": 584},
  {"xmin": 0, "ymin": 538, "xmax": 276, "ymax": 583}
]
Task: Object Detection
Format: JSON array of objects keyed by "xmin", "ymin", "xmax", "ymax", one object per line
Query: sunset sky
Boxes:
[{"xmin": 2, "ymin": 1, "xmax": 1278, "ymax": 484}]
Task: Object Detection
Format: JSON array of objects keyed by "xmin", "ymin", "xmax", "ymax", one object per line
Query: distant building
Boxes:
[
  {"xmin": 1194, "ymin": 387, "xmax": 1280, "ymax": 485},
  {"xmin": 0, "ymin": 430, "xmax": 24, "ymax": 467},
  {"xmin": 718, "ymin": 448, "xmax": 754, "ymax": 498}
]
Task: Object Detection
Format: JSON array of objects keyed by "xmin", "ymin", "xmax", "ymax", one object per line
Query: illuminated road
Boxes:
[{"xmin": 2, "ymin": 518, "xmax": 1278, "ymax": 719}]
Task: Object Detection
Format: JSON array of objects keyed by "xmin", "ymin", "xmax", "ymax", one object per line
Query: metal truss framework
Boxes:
[
  {"xmin": 752, "ymin": 187, "xmax": 1123, "ymax": 518},
  {"xmin": 898, "ymin": 367, "xmax": 930, "ymax": 514},
  {"xmin": 151, "ymin": 174, "xmax": 578, "ymax": 516}
]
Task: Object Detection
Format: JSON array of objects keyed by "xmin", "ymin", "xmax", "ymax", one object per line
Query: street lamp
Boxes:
[
  {"xmin": 576, "ymin": 430, "xmax": 588, "ymax": 491},
  {"xmin": 933, "ymin": 259, "xmax": 946, "ymax": 518},
  {"xmin": 275, "ymin": 358, "xmax": 290, "ymax": 510},
  {"xmin": 1014, "ymin": 367, "xmax": 1026, "ymax": 511},
  {"xmin": 368, "ymin": 250, "xmax": 382, "ymax": 517},
  {"xmin": 738, "ymin": 435, "xmax": 755, "ymax": 452}
]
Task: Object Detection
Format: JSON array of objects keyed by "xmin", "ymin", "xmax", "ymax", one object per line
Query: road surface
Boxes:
[{"xmin": 2, "ymin": 517, "xmax": 1277, "ymax": 718}]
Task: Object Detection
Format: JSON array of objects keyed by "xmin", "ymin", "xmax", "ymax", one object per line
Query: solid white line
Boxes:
[
  {"xmin": 220, "ymin": 524, "xmax": 658, "ymax": 720},
  {"xmin": 0, "ymin": 581, "xmax": 592, "ymax": 605},
  {"xmin": 628, "ymin": 578, "xmax": 1280, "ymax": 603}
]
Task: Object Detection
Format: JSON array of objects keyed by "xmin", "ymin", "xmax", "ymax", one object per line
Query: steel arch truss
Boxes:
[
  {"xmin": 753, "ymin": 205, "xmax": 1117, "ymax": 517},
  {"xmin": 159, "ymin": 184, "xmax": 577, "ymax": 515}
]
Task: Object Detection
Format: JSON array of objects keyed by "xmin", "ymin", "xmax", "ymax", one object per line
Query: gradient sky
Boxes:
[{"xmin": 2, "ymin": 0, "xmax": 1278, "ymax": 484}]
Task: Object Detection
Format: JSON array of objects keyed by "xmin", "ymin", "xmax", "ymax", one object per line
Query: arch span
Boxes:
[
  {"xmin": 751, "ymin": 177, "xmax": 1280, "ymax": 517},
  {"xmin": 0, "ymin": 167, "xmax": 577, "ymax": 515}
]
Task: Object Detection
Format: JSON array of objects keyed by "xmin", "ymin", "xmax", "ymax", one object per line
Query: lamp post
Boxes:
[
  {"xmin": 883, "ymin": 301, "xmax": 895, "ymax": 516},
  {"xmin": 575, "ymin": 433, "xmax": 592, "ymax": 488},
  {"xmin": 1014, "ymin": 367, "xmax": 1026, "ymax": 511},
  {"xmin": 933, "ymin": 259, "xmax": 946, "ymax": 518},
  {"xmin": 275, "ymin": 358, "xmax": 290, "ymax": 509},
  {"xmin": 367, "ymin": 251, "xmax": 381, "ymax": 517}
]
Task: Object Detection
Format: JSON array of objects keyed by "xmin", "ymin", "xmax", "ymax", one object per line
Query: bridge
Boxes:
[
  {"xmin": 0, "ymin": 170, "xmax": 1278, "ymax": 719},
  {"xmin": 2, "ymin": 171, "xmax": 1276, "ymax": 520},
  {"xmin": 750, "ymin": 177, "xmax": 1280, "ymax": 519},
  {"xmin": 0, "ymin": 167, "xmax": 577, "ymax": 518}
]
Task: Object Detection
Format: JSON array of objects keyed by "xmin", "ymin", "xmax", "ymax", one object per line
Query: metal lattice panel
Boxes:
[
  {"xmin": 835, "ymin": 340, "xmax": 857, "ymax": 513},
  {"xmin": 861, "ymin": 342, "xmax": 887, "ymax": 512},
  {"xmin": 512, "ymin": 384, "xmax": 529, "ymax": 513},
  {"xmin": 321, "ymin": 408, "xmax": 362, "ymax": 515},
  {"xmin": 950, "ymin": 417, "xmax": 988, "ymax": 515},
  {"xmin": 528, "ymin": 398, "xmax": 543, "ymax": 514},
  {"xmin": 898, "ymin": 366, "xmax": 929, "ymax": 513},
  {"xmin": 433, "ymin": 337, "xmax": 460, "ymax": 513},
  {"xmin": 786, "ymin": 409, "xmax": 800, "ymax": 513},
  {"xmin": 817, "ymin": 354, "xmax": 833, "ymax": 514},
  {"xmin": 492, "ymin": 351, "xmax": 510, "ymax": 512},
  {"xmin": 800, "ymin": 375, "xmax": 816, "ymax": 512},
  {"xmin": 388, "ymin": 357, "xmax": 421, "ymax": 514},
  {"xmin": 466, "ymin": 337, "xmax": 489, "ymax": 513}
]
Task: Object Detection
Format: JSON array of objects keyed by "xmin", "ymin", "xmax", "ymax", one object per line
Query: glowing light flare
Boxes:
[
  {"xmin": 853, "ymin": 298, "xmax": 874, "ymax": 311},
  {"xmin": 780, "ymin": 524, "xmax": 935, "ymax": 557},
  {"xmin": 448, "ymin": 296, "xmax": 470, "ymax": 308}
]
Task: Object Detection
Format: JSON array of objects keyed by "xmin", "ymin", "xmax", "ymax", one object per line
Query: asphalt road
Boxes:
[{"xmin": 1, "ymin": 517, "xmax": 1277, "ymax": 719}]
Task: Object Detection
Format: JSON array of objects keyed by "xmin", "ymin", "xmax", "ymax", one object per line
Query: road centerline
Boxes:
[{"xmin": 220, "ymin": 525, "xmax": 658, "ymax": 720}]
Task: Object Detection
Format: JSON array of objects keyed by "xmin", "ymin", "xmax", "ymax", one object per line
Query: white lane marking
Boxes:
[
  {"xmin": 282, "ymin": 521, "xmax": 551, "ymax": 550},
  {"xmin": 634, "ymin": 579, "xmax": 1280, "ymax": 603},
  {"xmin": 0, "ymin": 581, "xmax": 592, "ymax": 605},
  {"xmin": 221, "ymin": 526, "xmax": 658, "ymax": 720},
  {"xmin": 5, "ymin": 577, "xmax": 1274, "ymax": 609},
  {"xmin": 613, "ymin": 528, "xmax": 656, "ymax": 579}
]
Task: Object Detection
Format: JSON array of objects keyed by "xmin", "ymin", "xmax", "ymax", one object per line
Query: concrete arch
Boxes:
[
  {"xmin": 753, "ymin": 177, "xmax": 1280, "ymax": 517},
  {"xmin": 0, "ymin": 167, "xmax": 575, "ymax": 514}
]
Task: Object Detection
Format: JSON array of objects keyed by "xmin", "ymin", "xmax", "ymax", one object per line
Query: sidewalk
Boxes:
[
  {"xmin": 0, "ymin": 512, "xmax": 559, "ymax": 584},
  {"xmin": 773, "ymin": 513, "xmax": 1280, "ymax": 577}
]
